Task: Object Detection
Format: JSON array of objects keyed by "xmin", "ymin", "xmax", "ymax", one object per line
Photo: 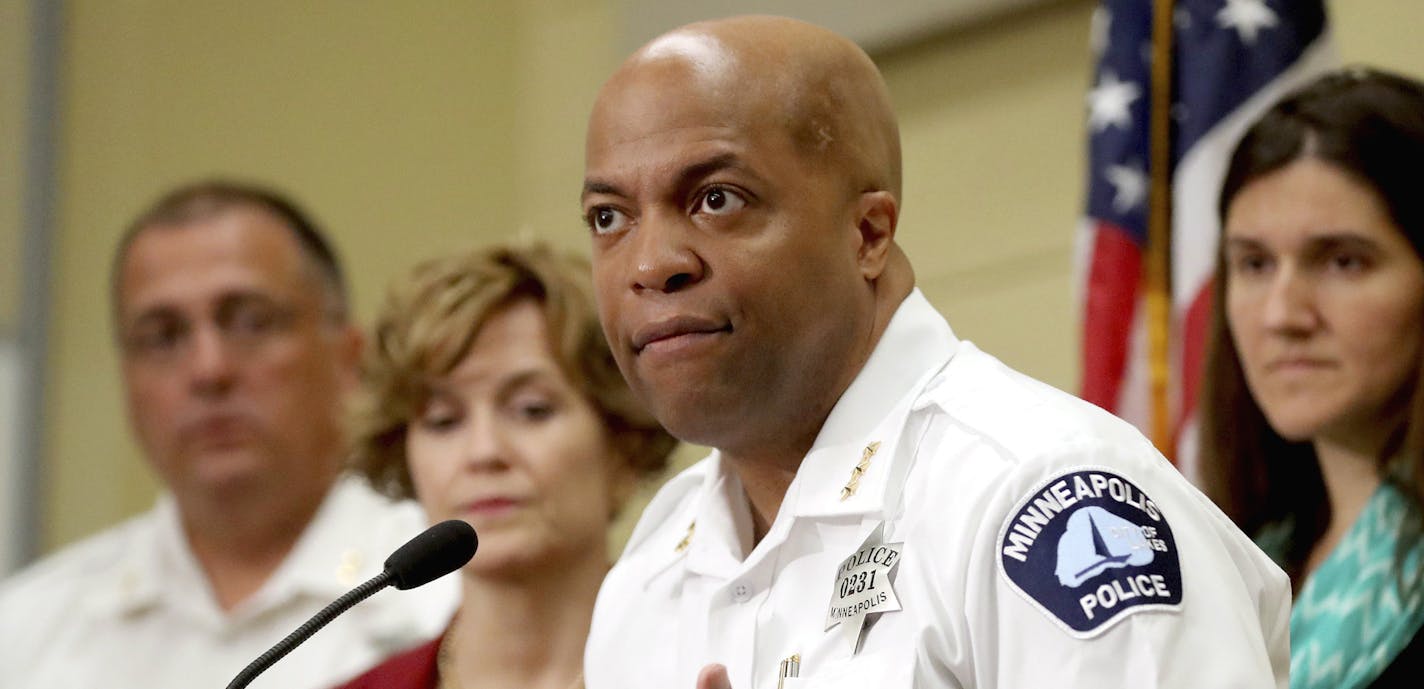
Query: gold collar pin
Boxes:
[
  {"xmin": 840, "ymin": 441, "xmax": 881, "ymax": 501},
  {"xmin": 674, "ymin": 520, "xmax": 696, "ymax": 553}
]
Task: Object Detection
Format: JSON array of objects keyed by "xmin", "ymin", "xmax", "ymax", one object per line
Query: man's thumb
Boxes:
[{"xmin": 696, "ymin": 664, "xmax": 732, "ymax": 689}]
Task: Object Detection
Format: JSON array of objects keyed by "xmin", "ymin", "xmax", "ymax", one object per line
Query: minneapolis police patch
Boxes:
[{"xmin": 997, "ymin": 467, "xmax": 1182, "ymax": 637}]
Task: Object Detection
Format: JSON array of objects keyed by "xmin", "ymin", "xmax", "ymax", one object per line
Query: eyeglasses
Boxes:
[{"xmin": 121, "ymin": 295, "xmax": 311, "ymax": 366}]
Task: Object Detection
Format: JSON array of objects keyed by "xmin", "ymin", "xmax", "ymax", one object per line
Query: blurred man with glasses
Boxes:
[{"xmin": 0, "ymin": 181, "xmax": 455, "ymax": 688}]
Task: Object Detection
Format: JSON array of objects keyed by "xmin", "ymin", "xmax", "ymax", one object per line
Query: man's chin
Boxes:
[
  {"xmin": 172, "ymin": 447, "xmax": 273, "ymax": 495},
  {"xmin": 647, "ymin": 396, "xmax": 742, "ymax": 449}
]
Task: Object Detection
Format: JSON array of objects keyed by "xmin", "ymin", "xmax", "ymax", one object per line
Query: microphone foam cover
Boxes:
[{"xmin": 383, "ymin": 519, "xmax": 478, "ymax": 590}]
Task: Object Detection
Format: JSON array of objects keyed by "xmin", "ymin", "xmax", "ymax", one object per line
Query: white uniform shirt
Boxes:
[
  {"xmin": 586, "ymin": 290, "xmax": 1289, "ymax": 689},
  {"xmin": 0, "ymin": 475, "xmax": 459, "ymax": 689}
]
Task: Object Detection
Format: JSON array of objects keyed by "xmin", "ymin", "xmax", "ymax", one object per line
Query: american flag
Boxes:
[{"xmin": 1077, "ymin": 0, "xmax": 1334, "ymax": 476}]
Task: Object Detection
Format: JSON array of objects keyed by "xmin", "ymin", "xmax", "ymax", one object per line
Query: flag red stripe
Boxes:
[
  {"xmin": 1081, "ymin": 222, "xmax": 1143, "ymax": 412},
  {"xmin": 1175, "ymin": 278, "xmax": 1213, "ymax": 439}
]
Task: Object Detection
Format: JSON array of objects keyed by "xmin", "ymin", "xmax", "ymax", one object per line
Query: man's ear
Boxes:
[{"xmin": 854, "ymin": 190, "xmax": 898, "ymax": 280}]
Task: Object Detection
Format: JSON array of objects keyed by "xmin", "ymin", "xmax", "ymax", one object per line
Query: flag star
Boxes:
[
  {"xmin": 1105, "ymin": 164, "xmax": 1147, "ymax": 213},
  {"xmin": 1216, "ymin": 0, "xmax": 1278, "ymax": 45},
  {"xmin": 1087, "ymin": 71, "xmax": 1141, "ymax": 132},
  {"xmin": 1174, "ymin": 8, "xmax": 1193, "ymax": 30}
]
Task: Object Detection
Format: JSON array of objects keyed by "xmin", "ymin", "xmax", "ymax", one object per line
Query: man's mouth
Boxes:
[{"xmin": 632, "ymin": 316, "xmax": 731, "ymax": 353}]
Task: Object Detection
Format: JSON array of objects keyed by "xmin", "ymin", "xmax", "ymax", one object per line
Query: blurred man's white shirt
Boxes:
[{"xmin": 0, "ymin": 475, "xmax": 458, "ymax": 689}]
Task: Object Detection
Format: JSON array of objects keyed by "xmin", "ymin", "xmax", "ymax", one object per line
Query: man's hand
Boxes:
[{"xmin": 696, "ymin": 664, "xmax": 733, "ymax": 689}]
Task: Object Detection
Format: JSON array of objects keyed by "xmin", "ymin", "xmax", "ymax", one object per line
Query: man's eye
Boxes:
[
  {"xmin": 588, "ymin": 207, "xmax": 629, "ymax": 235},
  {"xmin": 128, "ymin": 323, "xmax": 185, "ymax": 354},
  {"xmin": 694, "ymin": 187, "xmax": 747, "ymax": 216},
  {"xmin": 229, "ymin": 304, "xmax": 280, "ymax": 335}
]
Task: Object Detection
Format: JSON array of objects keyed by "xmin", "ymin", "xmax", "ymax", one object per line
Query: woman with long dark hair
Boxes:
[{"xmin": 1200, "ymin": 67, "xmax": 1424, "ymax": 688}]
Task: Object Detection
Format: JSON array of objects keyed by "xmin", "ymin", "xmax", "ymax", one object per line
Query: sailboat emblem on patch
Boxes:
[{"xmin": 998, "ymin": 468, "xmax": 1183, "ymax": 637}]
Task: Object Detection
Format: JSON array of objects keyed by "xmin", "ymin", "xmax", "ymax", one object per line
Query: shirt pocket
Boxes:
[{"xmin": 780, "ymin": 646, "xmax": 914, "ymax": 689}]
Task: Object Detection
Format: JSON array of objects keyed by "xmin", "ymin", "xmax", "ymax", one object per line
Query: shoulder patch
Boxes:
[{"xmin": 997, "ymin": 467, "xmax": 1182, "ymax": 637}]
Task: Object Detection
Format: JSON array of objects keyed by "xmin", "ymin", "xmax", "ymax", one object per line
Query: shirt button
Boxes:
[{"xmin": 732, "ymin": 583, "xmax": 751, "ymax": 602}]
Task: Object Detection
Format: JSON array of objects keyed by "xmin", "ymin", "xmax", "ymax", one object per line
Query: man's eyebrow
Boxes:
[
  {"xmin": 678, "ymin": 152, "xmax": 743, "ymax": 184},
  {"xmin": 125, "ymin": 305, "xmax": 179, "ymax": 327},
  {"xmin": 581, "ymin": 152, "xmax": 751, "ymax": 200},
  {"xmin": 582, "ymin": 180, "xmax": 623, "ymax": 198},
  {"xmin": 214, "ymin": 289, "xmax": 284, "ymax": 310}
]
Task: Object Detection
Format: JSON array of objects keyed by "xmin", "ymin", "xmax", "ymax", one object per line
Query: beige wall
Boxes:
[
  {"xmin": 885, "ymin": 0, "xmax": 1094, "ymax": 393},
  {"xmin": 1, "ymin": 0, "xmax": 36, "ymax": 573},
  {"xmin": 0, "ymin": 0, "xmax": 30, "ymax": 333},
  {"xmin": 35, "ymin": 0, "xmax": 1424, "ymax": 553}
]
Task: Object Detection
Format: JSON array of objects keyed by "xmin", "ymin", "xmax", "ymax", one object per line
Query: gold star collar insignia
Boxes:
[
  {"xmin": 674, "ymin": 520, "xmax": 696, "ymax": 553},
  {"xmin": 840, "ymin": 441, "xmax": 881, "ymax": 501}
]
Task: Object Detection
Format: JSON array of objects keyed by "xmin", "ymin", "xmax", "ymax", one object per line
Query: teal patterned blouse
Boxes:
[{"xmin": 1258, "ymin": 482, "xmax": 1424, "ymax": 689}]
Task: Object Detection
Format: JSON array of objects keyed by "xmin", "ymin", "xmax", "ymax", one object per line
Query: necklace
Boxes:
[{"xmin": 437, "ymin": 623, "xmax": 584, "ymax": 689}]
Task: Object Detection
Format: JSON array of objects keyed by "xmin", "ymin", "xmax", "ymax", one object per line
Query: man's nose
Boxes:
[
  {"xmin": 629, "ymin": 212, "xmax": 705, "ymax": 294},
  {"xmin": 187, "ymin": 325, "xmax": 237, "ymax": 396}
]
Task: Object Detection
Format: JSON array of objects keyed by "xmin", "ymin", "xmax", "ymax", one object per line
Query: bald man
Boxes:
[{"xmin": 579, "ymin": 16, "xmax": 1289, "ymax": 689}]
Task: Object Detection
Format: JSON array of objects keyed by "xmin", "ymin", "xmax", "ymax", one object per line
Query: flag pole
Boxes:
[{"xmin": 1146, "ymin": 0, "xmax": 1176, "ymax": 456}]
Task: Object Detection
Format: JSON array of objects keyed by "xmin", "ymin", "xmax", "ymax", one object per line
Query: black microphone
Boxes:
[{"xmin": 224, "ymin": 519, "xmax": 477, "ymax": 689}]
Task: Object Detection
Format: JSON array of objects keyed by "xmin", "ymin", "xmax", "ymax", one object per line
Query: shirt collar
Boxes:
[
  {"xmin": 787, "ymin": 289, "xmax": 957, "ymax": 518},
  {"xmin": 95, "ymin": 494, "xmax": 184, "ymax": 618},
  {"xmin": 682, "ymin": 452, "xmax": 758, "ymax": 580},
  {"xmin": 243, "ymin": 475, "xmax": 399, "ymax": 612},
  {"xmin": 808, "ymin": 289, "xmax": 956, "ymax": 451},
  {"xmin": 97, "ymin": 475, "xmax": 400, "ymax": 623}
]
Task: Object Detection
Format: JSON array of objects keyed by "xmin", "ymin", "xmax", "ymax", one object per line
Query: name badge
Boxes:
[{"xmin": 825, "ymin": 526, "xmax": 903, "ymax": 632}]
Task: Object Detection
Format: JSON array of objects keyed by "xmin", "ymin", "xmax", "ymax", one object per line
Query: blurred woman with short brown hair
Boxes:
[{"xmin": 336, "ymin": 243, "xmax": 675, "ymax": 689}]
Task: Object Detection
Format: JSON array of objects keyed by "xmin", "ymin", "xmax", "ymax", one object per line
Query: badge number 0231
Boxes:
[
  {"xmin": 825, "ymin": 537, "xmax": 903, "ymax": 632},
  {"xmin": 839, "ymin": 568, "xmax": 880, "ymax": 599}
]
